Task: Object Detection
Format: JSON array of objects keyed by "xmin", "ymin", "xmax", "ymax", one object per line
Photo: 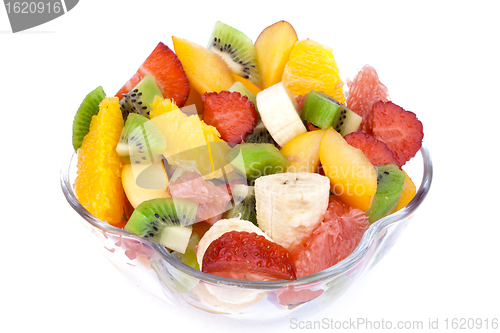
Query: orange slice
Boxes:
[
  {"xmin": 282, "ymin": 39, "xmax": 346, "ymax": 105},
  {"xmin": 75, "ymin": 97, "xmax": 125, "ymax": 225}
]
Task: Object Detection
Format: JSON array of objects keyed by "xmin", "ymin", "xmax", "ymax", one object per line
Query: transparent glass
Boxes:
[{"xmin": 60, "ymin": 146, "xmax": 432, "ymax": 322}]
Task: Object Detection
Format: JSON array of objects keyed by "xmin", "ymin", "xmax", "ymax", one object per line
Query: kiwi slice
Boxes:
[
  {"xmin": 301, "ymin": 90, "xmax": 343, "ymax": 129},
  {"xmin": 124, "ymin": 197, "xmax": 199, "ymax": 253},
  {"xmin": 243, "ymin": 121, "xmax": 276, "ymax": 146},
  {"xmin": 226, "ymin": 143, "xmax": 290, "ymax": 182},
  {"xmin": 222, "ymin": 184, "xmax": 257, "ymax": 226},
  {"xmin": 72, "ymin": 86, "xmax": 106, "ymax": 151},
  {"xmin": 119, "ymin": 74, "xmax": 163, "ymax": 120},
  {"xmin": 301, "ymin": 90, "xmax": 362, "ymax": 136},
  {"xmin": 116, "ymin": 113, "xmax": 166, "ymax": 164},
  {"xmin": 207, "ymin": 21, "xmax": 261, "ymax": 85},
  {"xmin": 366, "ymin": 164, "xmax": 406, "ymax": 223},
  {"xmin": 334, "ymin": 106, "xmax": 362, "ymax": 137},
  {"xmin": 229, "ymin": 81, "xmax": 257, "ymax": 108},
  {"xmin": 177, "ymin": 232, "xmax": 200, "ymax": 270}
]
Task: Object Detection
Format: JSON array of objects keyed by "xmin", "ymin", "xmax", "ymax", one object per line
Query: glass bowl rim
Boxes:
[{"xmin": 60, "ymin": 145, "xmax": 432, "ymax": 290}]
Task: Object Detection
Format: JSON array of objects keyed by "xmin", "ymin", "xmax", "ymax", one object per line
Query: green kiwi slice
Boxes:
[
  {"xmin": 177, "ymin": 232, "xmax": 200, "ymax": 270},
  {"xmin": 116, "ymin": 113, "xmax": 166, "ymax": 164},
  {"xmin": 124, "ymin": 197, "xmax": 199, "ymax": 253},
  {"xmin": 229, "ymin": 81, "xmax": 256, "ymax": 107},
  {"xmin": 301, "ymin": 90, "xmax": 343, "ymax": 129},
  {"xmin": 72, "ymin": 86, "xmax": 106, "ymax": 151},
  {"xmin": 243, "ymin": 121, "xmax": 276, "ymax": 146},
  {"xmin": 226, "ymin": 143, "xmax": 290, "ymax": 182},
  {"xmin": 366, "ymin": 164, "xmax": 406, "ymax": 223},
  {"xmin": 222, "ymin": 184, "xmax": 257, "ymax": 226},
  {"xmin": 207, "ymin": 21, "xmax": 261, "ymax": 85},
  {"xmin": 301, "ymin": 90, "xmax": 362, "ymax": 136},
  {"xmin": 119, "ymin": 74, "xmax": 163, "ymax": 120},
  {"xmin": 334, "ymin": 106, "xmax": 362, "ymax": 137}
]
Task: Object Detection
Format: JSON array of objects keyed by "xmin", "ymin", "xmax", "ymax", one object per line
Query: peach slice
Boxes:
[
  {"xmin": 255, "ymin": 21, "xmax": 298, "ymax": 89},
  {"xmin": 280, "ymin": 129, "xmax": 326, "ymax": 173},
  {"xmin": 319, "ymin": 127, "xmax": 377, "ymax": 211},
  {"xmin": 172, "ymin": 36, "xmax": 235, "ymax": 95},
  {"xmin": 395, "ymin": 170, "xmax": 416, "ymax": 212}
]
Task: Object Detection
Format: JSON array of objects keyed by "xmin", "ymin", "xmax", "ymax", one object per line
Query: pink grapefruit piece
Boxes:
[
  {"xmin": 346, "ymin": 65, "xmax": 389, "ymax": 133},
  {"xmin": 291, "ymin": 196, "xmax": 369, "ymax": 278},
  {"xmin": 168, "ymin": 171, "xmax": 231, "ymax": 225}
]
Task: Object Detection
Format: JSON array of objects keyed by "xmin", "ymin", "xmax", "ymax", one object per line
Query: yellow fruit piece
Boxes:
[
  {"xmin": 122, "ymin": 161, "xmax": 170, "ymax": 208},
  {"xmin": 395, "ymin": 170, "xmax": 416, "ymax": 211},
  {"xmin": 319, "ymin": 127, "xmax": 377, "ymax": 211},
  {"xmin": 75, "ymin": 97, "xmax": 125, "ymax": 225},
  {"xmin": 172, "ymin": 36, "xmax": 235, "ymax": 95},
  {"xmin": 255, "ymin": 20, "xmax": 298, "ymax": 89},
  {"xmin": 184, "ymin": 85, "xmax": 204, "ymax": 115},
  {"xmin": 280, "ymin": 129, "xmax": 326, "ymax": 173},
  {"xmin": 232, "ymin": 74, "xmax": 262, "ymax": 96},
  {"xmin": 150, "ymin": 108, "xmax": 228, "ymax": 174},
  {"xmin": 282, "ymin": 39, "xmax": 346, "ymax": 105},
  {"xmin": 150, "ymin": 96, "xmax": 179, "ymax": 118}
]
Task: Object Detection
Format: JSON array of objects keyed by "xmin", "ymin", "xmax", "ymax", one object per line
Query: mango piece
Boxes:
[
  {"xmin": 122, "ymin": 161, "xmax": 170, "ymax": 208},
  {"xmin": 172, "ymin": 36, "xmax": 235, "ymax": 95},
  {"xmin": 232, "ymin": 74, "xmax": 262, "ymax": 96},
  {"xmin": 395, "ymin": 170, "xmax": 417, "ymax": 211},
  {"xmin": 280, "ymin": 129, "xmax": 326, "ymax": 173},
  {"xmin": 319, "ymin": 127, "xmax": 377, "ymax": 211}
]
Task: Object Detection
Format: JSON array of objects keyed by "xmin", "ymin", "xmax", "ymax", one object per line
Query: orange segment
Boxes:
[
  {"xmin": 150, "ymin": 108, "xmax": 227, "ymax": 175},
  {"xmin": 282, "ymin": 39, "xmax": 346, "ymax": 105},
  {"xmin": 150, "ymin": 96, "xmax": 179, "ymax": 118},
  {"xmin": 75, "ymin": 97, "xmax": 125, "ymax": 225},
  {"xmin": 395, "ymin": 170, "xmax": 416, "ymax": 211}
]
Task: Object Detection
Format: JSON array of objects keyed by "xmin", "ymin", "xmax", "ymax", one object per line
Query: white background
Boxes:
[{"xmin": 1, "ymin": 0, "xmax": 499, "ymax": 332}]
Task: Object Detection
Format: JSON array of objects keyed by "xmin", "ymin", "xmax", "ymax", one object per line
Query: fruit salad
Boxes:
[{"xmin": 71, "ymin": 20, "xmax": 424, "ymax": 282}]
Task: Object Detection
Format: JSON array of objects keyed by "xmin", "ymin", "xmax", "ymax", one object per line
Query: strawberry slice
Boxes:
[
  {"xmin": 115, "ymin": 42, "xmax": 190, "ymax": 107},
  {"xmin": 201, "ymin": 91, "xmax": 258, "ymax": 145},
  {"xmin": 372, "ymin": 101, "xmax": 423, "ymax": 166},
  {"xmin": 202, "ymin": 231, "xmax": 297, "ymax": 281},
  {"xmin": 344, "ymin": 131, "xmax": 400, "ymax": 167}
]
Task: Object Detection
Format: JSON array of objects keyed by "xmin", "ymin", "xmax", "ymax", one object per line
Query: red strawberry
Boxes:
[
  {"xmin": 115, "ymin": 42, "xmax": 190, "ymax": 107},
  {"xmin": 202, "ymin": 231, "xmax": 297, "ymax": 281},
  {"xmin": 372, "ymin": 101, "xmax": 423, "ymax": 166},
  {"xmin": 344, "ymin": 131, "xmax": 400, "ymax": 167},
  {"xmin": 295, "ymin": 94, "xmax": 306, "ymax": 111},
  {"xmin": 201, "ymin": 91, "xmax": 258, "ymax": 145}
]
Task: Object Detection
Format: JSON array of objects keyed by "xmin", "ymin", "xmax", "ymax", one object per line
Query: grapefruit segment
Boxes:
[
  {"xmin": 291, "ymin": 196, "xmax": 369, "ymax": 277},
  {"xmin": 346, "ymin": 64, "xmax": 389, "ymax": 133}
]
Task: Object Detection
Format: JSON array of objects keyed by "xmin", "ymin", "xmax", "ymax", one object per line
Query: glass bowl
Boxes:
[{"xmin": 60, "ymin": 145, "xmax": 432, "ymax": 323}]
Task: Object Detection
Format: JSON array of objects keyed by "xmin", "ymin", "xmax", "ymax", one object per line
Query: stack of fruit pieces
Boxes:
[{"xmin": 71, "ymin": 20, "xmax": 423, "ymax": 281}]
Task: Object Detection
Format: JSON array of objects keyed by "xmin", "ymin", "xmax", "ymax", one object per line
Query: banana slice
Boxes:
[
  {"xmin": 254, "ymin": 172, "xmax": 330, "ymax": 251},
  {"xmin": 196, "ymin": 217, "xmax": 270, "ymax": 269},
  {"xmin": 256, "ymin": 82, "xmax": 307, "ymax": 147}
]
